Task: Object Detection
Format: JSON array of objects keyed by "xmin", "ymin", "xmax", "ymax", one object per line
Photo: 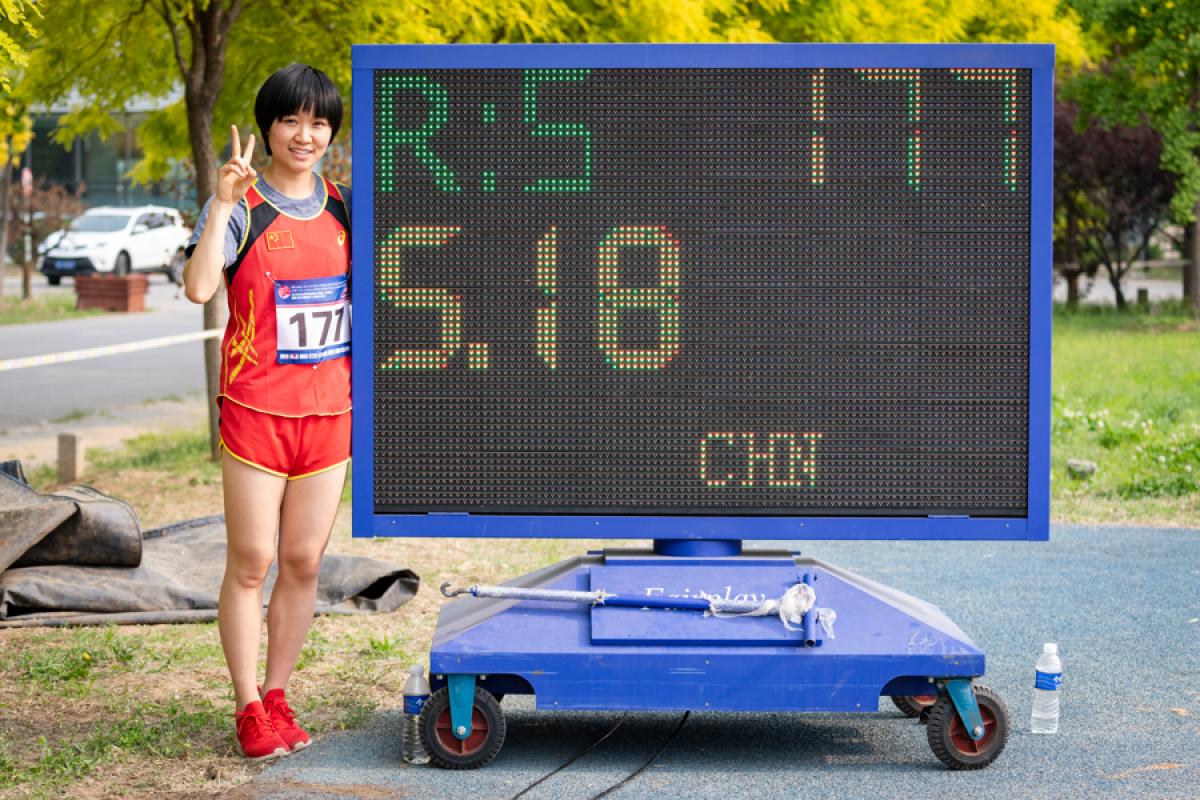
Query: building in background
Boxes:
[{"xmin": 28, "ymin": 93, "xmax": 195, "ymax": 213}]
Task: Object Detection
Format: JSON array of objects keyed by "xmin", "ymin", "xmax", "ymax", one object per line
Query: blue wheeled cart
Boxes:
[
  {"xmin": 422, "ymin": 541, "xmax": 1005, "ymax": 770},
  {"xmin": 351, "ymin": 42, "xmax": 1054, "ymax": 772}
]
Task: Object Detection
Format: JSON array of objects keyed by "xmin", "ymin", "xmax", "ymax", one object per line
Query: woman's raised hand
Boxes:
[{"xmin": 217, "ymin": 125, "xmax": 257, "ymax": 204}]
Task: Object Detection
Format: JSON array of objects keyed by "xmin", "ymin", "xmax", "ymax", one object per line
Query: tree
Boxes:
[
  {"xmin": 0, "ymin": 0, "xmax": 38, "ymax": 91},
  {"xmin": 1054, "ymin": 98, "xmax": 1175, "ymax": 308},
  {"xmin": 751, "ymin": 0, "xmax": 1089, "ymax": 63},
  {"xmin": 1064, "ymin": 0, "xmax": 1200, "ymax": 311},
  {"xmin": 19, "ymin": 0, "xmax": 1090, "ymax": 456},
  {"xmin": 561, "ymin": 0, "xmax": 777, "ymax": 42},
  {"xmin": 0, "ymin": 93, "xmax": 32, "ymax": 299},
  {"xmin": 557, "ymin": 0, "xmax": 1090, "ymax": 54},
  {"xmin": 0, "ymin": 0, "xmax": 37, "ymax": 298},
  {"xmin": 4, "ymin": 178, "xmax": 86, "ymax": 299},
  {"xmin": 21, "ymin": 0, "xmax": 580, "ymax": 458}
]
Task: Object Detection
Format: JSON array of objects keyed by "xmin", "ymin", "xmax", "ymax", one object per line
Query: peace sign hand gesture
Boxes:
[{"xmin": 217, "ymin": 125, "xmax": 257, "ymax": 205}]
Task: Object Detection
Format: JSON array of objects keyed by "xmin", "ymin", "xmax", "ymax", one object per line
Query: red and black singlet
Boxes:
[{"xmin": 219, "ymin": 178, "xmax": 351, "ymax": 417}]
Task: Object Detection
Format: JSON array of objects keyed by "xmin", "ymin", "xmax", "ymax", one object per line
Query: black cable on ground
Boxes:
[
  {"xmin": 508, "ymin": 713, "xmax": 629, "ymax": 800},
  {"xmin": 588, "ymin": 711, "xmax": 691, "ymax": 800}
]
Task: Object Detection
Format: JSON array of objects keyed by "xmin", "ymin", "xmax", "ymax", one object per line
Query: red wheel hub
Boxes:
[
  {"xmin": 948, "ymin": 703, "xmax": 998, "ymax": 755},
  {"xmin": 434, "ymin": 706, "xmax": 489, "ymax": 756},
  {"xmin": 913, "ymin": 695, "xmax": 937, "ymax": 708}
]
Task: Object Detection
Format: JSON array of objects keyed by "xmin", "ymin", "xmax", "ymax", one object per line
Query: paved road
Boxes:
[
  {"xmin": 1053, "ymin": 273, "xmax": 1183, "ymax": 306},
  {"xmin": 250, "ymin": 524, "xmax": 1200, "ymax": 800},
  {"xmin": 0, "ymin": 275, "xmax": 209, "ymax": 428}
]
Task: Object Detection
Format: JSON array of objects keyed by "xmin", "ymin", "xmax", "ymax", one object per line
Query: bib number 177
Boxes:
[{"xmin": 274, "ymin": 274, "xmax": 351, "ymax": 364}]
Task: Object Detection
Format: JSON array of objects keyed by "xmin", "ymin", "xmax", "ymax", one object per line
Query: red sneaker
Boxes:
[
  {"xmin": 262, "ymin": 688, "xmax": 311, "ymax": 752},
  {"xmin": 235, "ymin": 700, "xmax": 289, "ymax": 761}
]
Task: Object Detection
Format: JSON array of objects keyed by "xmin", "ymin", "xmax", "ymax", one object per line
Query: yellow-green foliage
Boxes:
[
  {"xmin": 1064, "ymin": 0, "xmax": 1200, "ymax": 224},
  {"xmin": 567, "ymin": 0, "xmax": 780, "ymax": 42},
  {"xmin": 0, "ymin": 95, "xmax": 31, "ymax": 167},
  {"xmin": 757, "ymin": 0, "xmax": 1088, "ymax": 65},
  {"xmin": 20, "ymin": 0, "xmax": 589, "ymax": 190},
  {"xmin": 0, "ymin": 0, "xmax": 39, "ymax": 90},
  {"xmin": 19, "ymin": 0, "xmax": 1088, "ymax": 190}
]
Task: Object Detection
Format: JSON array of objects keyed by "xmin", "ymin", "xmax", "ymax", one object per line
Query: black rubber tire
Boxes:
[
  {"xmin": 114, "ymin": 252, "xmax": 131, "ymax": 276},
  {"xmin": 891, "ymin": 694, "xmax": 938, "ymax": 718},
  {"xmin": 47, "ymin": 275, "xmax": 61, "ymax": 286},
  {"xmin": 926, "ymin": 685, "xmax": 1009, "ymax": 770},
  {"xmin": 419, "ymin": 686, "xmax": 506, "ymax": 769},
  {"xmin": 167, "ymin": 248, "xmax": 186, "ymax": 285}
]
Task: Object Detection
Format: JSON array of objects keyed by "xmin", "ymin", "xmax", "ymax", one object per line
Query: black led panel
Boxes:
[{"xmin": 371, "ymin": 66, "xmax": 1032, "ymax": 516}]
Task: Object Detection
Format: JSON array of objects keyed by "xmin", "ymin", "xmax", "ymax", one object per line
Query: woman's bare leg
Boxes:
[
  {"xmin": 262, "ymin": 462, "xmax": 348, "ymax": 694},
  {"xmin": 219, "ymin": 452, "xmax": 287, "ymax": 710}
]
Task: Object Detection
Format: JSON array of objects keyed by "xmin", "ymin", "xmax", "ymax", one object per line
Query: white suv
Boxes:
[{"xmin": 40, "ymin": 205, "xmax": 192, "ymax": 286}]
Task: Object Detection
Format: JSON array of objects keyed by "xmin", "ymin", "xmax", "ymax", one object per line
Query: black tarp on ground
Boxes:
[{"xmin": 0, "ymin": 466, "xmax": 419, "ymax": 627}]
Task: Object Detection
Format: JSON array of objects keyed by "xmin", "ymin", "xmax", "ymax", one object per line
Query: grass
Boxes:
[
  {"xmin": 88, "ymin": 427, "xmax": 221, "ymax": 477},
  {"xmin": 17, "ymin": 630, "xmax": 135, "ymax": 695},
  {"xmin": 1050, "ymin": 302, "xmax": 1200, "ymax": 525},
  {"xmin": 0, "ymin": 698, "xmax": 227, "ymax": 798},
  {"xmin": 2, "ymin": 302, "xmax": 1198, "ymax": 797},
  {"xmin": 144, "ymin": 394, "xmax": 184, "ymax": 405},
  {"xmin": 0, "ymin": 625, "xmax": 234, "ymax": 798},
  {"xmin": 24, "ymin": 427, "xmax": 225, "ymax": 529},
  {"xmin": 50, "ymin": 409, "xmax": 95, "ymax": 425},
  {"xmin": 0, "ymin": 294, "xmax": 101, "ymax": 326},
  {"xmin": 24, "ymin": 462, "xmax": 57, "ymax": 492}
]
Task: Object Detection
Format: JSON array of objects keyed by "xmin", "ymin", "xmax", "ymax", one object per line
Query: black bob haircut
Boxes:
[{"xmin": 254, "ymin": 64, "xmax": 343, "ymax": 156}]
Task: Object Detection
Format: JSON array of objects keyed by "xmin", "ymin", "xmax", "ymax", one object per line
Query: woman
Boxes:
[{"xmin": 183, "ymin": 63, "xmax": 351, "ymax": 761}]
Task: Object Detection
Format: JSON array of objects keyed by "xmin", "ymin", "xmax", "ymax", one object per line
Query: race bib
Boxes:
[{"xmin": 274, "ymin": 275, "xmax": 351, "ymax": 364}]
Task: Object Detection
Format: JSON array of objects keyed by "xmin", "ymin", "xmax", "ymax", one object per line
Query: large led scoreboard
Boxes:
[{"xmin": 351, "ymin": 44, "xmax": 1053, "ymax": 541}]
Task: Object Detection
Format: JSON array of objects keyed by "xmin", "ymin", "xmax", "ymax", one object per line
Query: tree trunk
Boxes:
[
  {"xmin": 0, "ymin": 136, "xmax": 11, "ymax": 301},
  {"xmin": 1190, "ymin": 68, "xmax": 1200, "ymax": 312},
  {"xmin": 1064, "ymin": 269, "xmax": 1081, "ymax": 306},
  {"xmin": 186, "ymin": 97, "xmax": 227, "ymax": 460},
  {"xmin": 1188, "ymin": 205, "xmax": 1200, "ymax": 313},
  {"xmin": 1060, "ymin": 207, "xmax": 1084, "ymax": 308},
  {"xmin": 1108, "ymin": 266, "xmax": 1126, "ymax": 310},
  {"xmin": 176, "ymin": 0, "xmax": 242, "ymax": 460},
  {"xmin": 21, "ymin": 170, "xmax": 31, "ymax": 300}
]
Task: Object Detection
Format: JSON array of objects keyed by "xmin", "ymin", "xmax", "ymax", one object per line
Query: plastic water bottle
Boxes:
[
  {"xmin": 402, "ymin": 664, "xmax": 431, "ymax": 764},
  {"xmin": 1031, "ymin": 643, "xmax": 1062, "ymax": 734}
]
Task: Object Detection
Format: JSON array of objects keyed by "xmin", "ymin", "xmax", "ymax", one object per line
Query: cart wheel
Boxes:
[
  {"xmin": 890, "ymin": 694, "xmax": 938, "ymax": 718},
  {"xmin": 926, "ymin": 685, "xmax": 1009, "ymax": 770},
  {"xmin": 419, "ymin": 686, "xmax": 506, "ymax": 769}
]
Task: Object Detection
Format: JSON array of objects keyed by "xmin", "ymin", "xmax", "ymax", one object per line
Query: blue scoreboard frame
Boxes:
[{"xmin": 351, "ymin": 43, "xmax": 1054, "ymax": 542}]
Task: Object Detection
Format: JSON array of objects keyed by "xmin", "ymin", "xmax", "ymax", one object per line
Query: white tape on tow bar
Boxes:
[{"xmin": 0, "ymin": 329, "xmax": 222, "ymax": 373}]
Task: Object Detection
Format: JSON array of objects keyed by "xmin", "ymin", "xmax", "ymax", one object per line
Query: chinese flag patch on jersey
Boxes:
[{"xmin": 265, "ymin": 230, "xmax": 295, "ymax": 251}]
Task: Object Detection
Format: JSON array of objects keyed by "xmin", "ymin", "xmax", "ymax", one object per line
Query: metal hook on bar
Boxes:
[{"xmin": 440, "ymin": 582, "xmax": 469, "ymax": 598}]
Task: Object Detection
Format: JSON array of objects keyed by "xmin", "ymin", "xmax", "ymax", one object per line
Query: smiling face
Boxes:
[{"xmin": 267, "ymin": 108, "xmax": 332, "ymax": 175}]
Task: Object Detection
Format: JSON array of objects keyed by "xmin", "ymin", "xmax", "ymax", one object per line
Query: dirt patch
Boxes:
[
  {"xmin": 84, "ymin": 465, "xmax": 223, "ymax": 531},
  {"xmin": 226, "ymin": 780, "xmax": 406, "ymax": 799},
  {"xmin": 0, "ymin": 394, "xmax": 209, "ymax": 470},
  {"xmin": 0, "ymin": 488, "xmax": 591, "ymax": 798},
  {"xmin": 68, "ymin": 757, "xmax": 257, "ymax": 800}
]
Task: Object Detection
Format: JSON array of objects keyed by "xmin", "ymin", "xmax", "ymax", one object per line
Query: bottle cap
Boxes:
[{"xmin": 1043, "ymin": 643, "xmax": 1057, "ymax": 654}]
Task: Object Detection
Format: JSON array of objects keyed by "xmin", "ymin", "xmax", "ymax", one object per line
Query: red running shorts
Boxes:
[{"xmin": 219, "ymin": 401, "xmax": 351, "ymax": 480}]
